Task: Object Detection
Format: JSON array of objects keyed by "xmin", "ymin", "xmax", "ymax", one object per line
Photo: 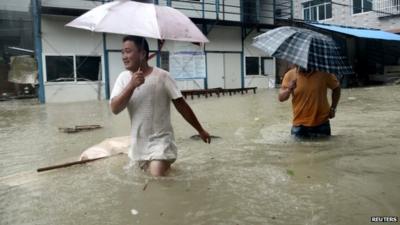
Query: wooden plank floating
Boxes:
[
  {"xmin": 37, "ymin": 152, "xmax": 124, "ymax": 172},
  {"xmin": 181, "ymin": 87, "xmax": 257, "ymax": 99},
  {"xmin": 58, "ymin": 124, "xmax": 102, "ymax": 133}
]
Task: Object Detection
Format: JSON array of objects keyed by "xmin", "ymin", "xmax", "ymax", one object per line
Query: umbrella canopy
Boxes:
[
  {"xmin": 253, "ymin": 26, "xmax": 353, "ymax": 75},
  {"xmin": 65, "ymin": 0, "xmax": 209, "ymax": 43}
]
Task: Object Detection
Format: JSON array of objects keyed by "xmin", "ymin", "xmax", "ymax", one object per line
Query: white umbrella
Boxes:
[{"xmin": 65, "ymin": 0, "xmax": 209, "ymax": 43}]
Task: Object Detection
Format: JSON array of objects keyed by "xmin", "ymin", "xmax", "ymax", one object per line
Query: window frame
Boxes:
[
  {"xmin": 44, "ymin": 55, "xmax": 74, "ymax": 83},
  {"xmin": 352, "ymin": 0, "xmax": 373, "ymax": 14},
  {"xmin": 44, "ymin": 54, "xmax": 102, "ymax": 83},
  {"xmin": 303, "ymin": 0, "xmax": 333, "ymax": 21},
  {"xmin": 261, "ymin": 56, "xmax": 274, "ymax": 76},
  {"xmin": 245, "ymin": 56, "xmax": 274, "ymax": 76},
  {"xmin": 160, "ymin": 51, "xmax": 169, "ymax": 72},
  {"xmin": 245, "ymin": 56, "xmax": 260, "ymax": 76},
  {"xmin": 75, "ymin": 55, "xmax": 102, "ymax": 82}
]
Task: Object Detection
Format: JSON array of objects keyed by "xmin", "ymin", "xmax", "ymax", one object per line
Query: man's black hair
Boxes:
[
  {"xmin": 297, "ymin": 66, "xmax": 313, "ymax": 74},
  {"xmin": 122, "ymin": 35, "xmax": 149, "ymax": 60}
]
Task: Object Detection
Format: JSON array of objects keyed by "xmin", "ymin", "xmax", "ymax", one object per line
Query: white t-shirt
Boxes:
[{"xmin": 110, "ymin": 67, "xmax": 183, "ymax": 161}]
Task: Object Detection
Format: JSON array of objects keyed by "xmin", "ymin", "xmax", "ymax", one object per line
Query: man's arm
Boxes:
[
  {"xmin": 172, "ymin": 97, "xmax": 211, "ymax": 143},
  {"xmin": 110, "ymin": 69, "xmax": 144, "ymax": 114},
  {"xmin": 278, "ymin": 79, "xmax": 296, "ymax": 102},
  {"xmin": 329, "ymin": 86, "xmax": 341, "ymax": 119}
]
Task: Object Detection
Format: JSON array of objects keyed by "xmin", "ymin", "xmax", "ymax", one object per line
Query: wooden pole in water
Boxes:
[{"xmin": 37, "ymin": 153, "xmax": 123, "ymax": 172}]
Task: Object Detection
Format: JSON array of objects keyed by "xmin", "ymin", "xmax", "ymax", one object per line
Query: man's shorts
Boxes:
[{"xmin": 291, "ymin": 120, "xmax": 331, "ymax": 138}]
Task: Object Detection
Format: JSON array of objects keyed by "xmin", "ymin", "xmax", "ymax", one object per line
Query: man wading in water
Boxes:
[
  {"xmin": 279, "ymin": 65, "xmax": 341, "ymax": 138},
  {"xmin": 110, "ymin": 36, "xmax": 211, "ymax": 176}
]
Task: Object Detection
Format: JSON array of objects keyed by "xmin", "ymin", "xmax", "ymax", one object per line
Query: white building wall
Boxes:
[
  {"xmin": 205, "ymin": 26, "xmax": 242, "ymax": 51},
  {"xmin": 204, "ymin": 26, "xmax": 274, "ymax": 89},
  {"xmin": 42, "ymin": 16, "xmax": 103, "ymax": 55},
  {"xmin": 40, "ymin": 7, "xmax": 276, "ymax": 102},
  {"xmin": 243, "ymin": 30, "xmax": 273, "ymax": 88},
  {"xmin": 41, "ymin": 15, "xmax": 105, "ymax": 103},
  {"xmin": 41, "ymin": 0, "xmax": 103, "ymax": 10},
  {"xmin": 0, "ymin": 0, "xmax": 31, "ymax": 11},
  {"xmin": 205, "ymin": 26, "xmax": 241, "ymax": 89},
  {"xmin": 293, "ymin": 0, "xmax": 400, "ymax": 30}
]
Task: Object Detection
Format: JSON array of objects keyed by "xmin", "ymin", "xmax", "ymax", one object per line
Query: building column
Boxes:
[{"xmin": 32, "ymin": 0, "xmax": 45, "ymax": 103}]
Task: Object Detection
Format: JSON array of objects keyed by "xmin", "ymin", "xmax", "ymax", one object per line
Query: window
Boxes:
[
  {"xmin": 261, "ymin": 57, "xmax": 274, "ymax": 75},
  {"xmin": 45, "ymin": 55, "xmax": 101, "ymax": 82},
  {"xmin": 160, "ymin": 51, "xmax": 169, "ymax": 71},
  {"xmin": 246, "ymin": 56, "xmax": 274, "ymax": 76},
  {"xmin": 303, "ymin": 0, "xmax": 332, "ymax": 21},
  {"xmin": 45, "ymin": 56, "xmax": 74, "ymax": 82},
  {"xmin": 353, "ymin": 0, "xmax": 372, "ymax": 14},
  {"xmin": 76, "ymin": 56, "xmax": 101, "ymax": 81},
  {"xmin": 246, "ymin": 57, "xmax": 259, "ymax": 75}
]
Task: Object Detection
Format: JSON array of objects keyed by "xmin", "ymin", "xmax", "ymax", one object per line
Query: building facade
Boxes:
[
  {"xmin": 290, "ymin": 0, "xmax": 400, "ymax": 86},
  {"xmin": 0, "ymin": 0, "xmax": 35, "ymax": 98},
  {"xmin": 293, "ymin": 0, "xmax": 400, "ymax": 31},
  {"xmin": 32, "ymin": 0, "xmax": 294, "ymax": 103}
]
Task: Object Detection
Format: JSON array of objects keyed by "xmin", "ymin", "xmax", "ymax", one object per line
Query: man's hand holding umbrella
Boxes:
[{"xmin": 130, "ymin": 68, "xmax": 145, "ymax": 88}]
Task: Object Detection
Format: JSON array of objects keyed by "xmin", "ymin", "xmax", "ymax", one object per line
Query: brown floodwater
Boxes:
[{"xmin": 1, "ymin": 85, "xmax": 399, "ymax": 225}]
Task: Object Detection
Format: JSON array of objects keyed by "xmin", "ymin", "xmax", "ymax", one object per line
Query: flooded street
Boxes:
[{"xmin": 1, "ymin": 85, "xmax": 400, "ymax": 225}]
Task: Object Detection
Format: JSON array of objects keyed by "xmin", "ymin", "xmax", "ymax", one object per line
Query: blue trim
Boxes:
[
  {"xmin": 156, "ymin": 53, "xmax": 161, "ymax": 67},
  {"xmin": 202, "ymin": 0, "xmax": 205, "ymax": 19},
  {"xmin": 310, "ymin": 23, "xmax": 400, "ymax": 41},
  {"xmin": 240, "ymin": 0, "xmax": 243, "ymax": 22},
  {"xmin": 33, "ymin": 0, "xmax": 45, "ymax": 103},
  {"xmin": 216, "ymin": 0, "xmax": 220, "ymax": 19},
  {"xmin": 240, "ymin": 52, "xmax": 244, "ymax": 88},
  {"xmin": 291, "ymin": 0, "xmax": 294, "ymax": 20},
  {"xmin": 204, "ymin": 51, "xmax": 208, "ymax": 89},
  {"xmin": 103, "ymin": 33, "xmax": 110, "ymax": 99},
  {"xmin": 156, "ymin": 40, "xmax": 161, "ymax": 67},
  {"xmin": 273, "ymin": 0, "xmax": 276, "ymax": 22},
  {"xmin": 241, "ymin": 27, "xmax": 245, "ymax": 88},
  {"xmin": 256, "ymin": 0, "xmax": 260, "ymax": 22}
]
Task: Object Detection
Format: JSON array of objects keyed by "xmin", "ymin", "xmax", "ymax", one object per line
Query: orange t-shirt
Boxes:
[{"xmin": 282, "ymin": 68, "xmax": 339, "ymax": 127}]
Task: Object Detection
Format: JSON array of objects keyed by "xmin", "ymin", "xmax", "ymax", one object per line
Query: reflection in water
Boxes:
[{"xmin": 1, "ymin": 86, "xmax": 400, "ymax": 225}]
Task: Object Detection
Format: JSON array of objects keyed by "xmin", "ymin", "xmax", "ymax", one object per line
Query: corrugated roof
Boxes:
[{"xmin": 309, "ymin": 23, "xmax": 400, "ymax": 41}]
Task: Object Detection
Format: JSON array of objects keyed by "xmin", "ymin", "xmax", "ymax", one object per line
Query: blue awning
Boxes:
[{"xmin": 309, "ymin": 23, "xmax": 400, "ymax": 41}]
